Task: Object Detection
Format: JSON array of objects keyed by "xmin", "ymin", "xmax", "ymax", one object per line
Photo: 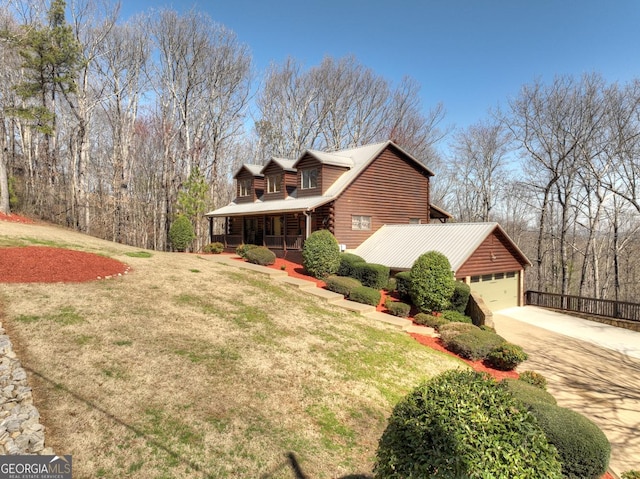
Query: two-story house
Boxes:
[{"xmin": 206, "ymin": 140, "xmax": 451, "ymax": 253}]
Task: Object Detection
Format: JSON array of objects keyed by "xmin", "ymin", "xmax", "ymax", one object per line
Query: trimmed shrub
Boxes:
[
  {"xmin": 409, "ymin": 251, "xmax": 455, "ymax": 313},
  {"xmin": 244, "ymin": 246, "xmax": 276, "ymax": 266},
  {"xmin": 528, "ymin": 402, "xmax": 611, "ymax": 479},
  {"xmin": 441, "ymin": 309, "xmax": 472, "ymax": 323},
  {"xmin": 325, "ymin": 275, "xmax": 362, "ymax": 296},
  {"xmin": 437, "ymin": 321, "xmax": 478, "ymax": 343},
  {"xmin": 302, "ymin": 230, "xmax": 341, "ymax": 278},
  {"xmin": 352, "ymin": 262, "xmax": 390, "ymax": 289},
  {"xmin": 450, "ymin": 280, "xmax": 471, "ymax": 313},
  {"xmin": 501, "ymin": 378, "xmax": 557, "ymax": 406},
  {"xmin": 486, "ymin": 342, "xmax": 529, "ymax": 370},
  {"xmin": 374, "ymin": 370, "xmax": 563, "ymax": 479},
  {"xmin": 168, "ymin": 215, "xmax": 195, "ymax": 252},
  {"xmin": 385, "ymin": 277, "xmax": 397, "ymax": 292},
  {"xmin": 394, "ymin": 271, "xmax": 412, "ymax": 300},
  {"xmin": 236, "ymin": 243, "xmax": 258, "ymax": 258},
  {"xmin": 384, "ymin": 300, "xmax": 411, "ymax": 318},
  {"xmin": 413, "ymin": 312, "xmax": 449, "ymax": 329},
  {"xmin": 519, "ymin": 370, "xmax": 548, "ymax": 390},
  {"xmin": 338, "ymin": 252, "xmax": 365, "ymax": 277},
  {"xmin": 202, "ymin": 242, "xmax": 224, "ymax": 254},
  {"xmin": 622, "ymin": 471, "xmax": 640, "ymax": 479},
  {"xmin": 442, "ymin": 328, "xmax": 506, "ymax": 360},
  {"xmin": 348, "ymin": 286, "xmax": 381, "ymax": 306}
]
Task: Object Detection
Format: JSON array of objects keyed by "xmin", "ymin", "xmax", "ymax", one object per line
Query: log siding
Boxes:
[
  {"xmin": 456, "ymin": 230, "xmax": 525, "ymax": 278},
  {"xmin": 333, "ymin": 146, "xmax": 430, "ymax": 249}
]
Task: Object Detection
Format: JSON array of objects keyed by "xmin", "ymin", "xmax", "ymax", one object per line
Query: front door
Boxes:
[{"xmin": 243, "ymin": 217, "xmax": 259, "ymax": 245}]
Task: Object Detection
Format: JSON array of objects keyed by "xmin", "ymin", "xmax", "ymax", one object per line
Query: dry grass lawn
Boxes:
[{"xmin": 0, "ymin": 221, "xmax": 464, "ymax": 479}]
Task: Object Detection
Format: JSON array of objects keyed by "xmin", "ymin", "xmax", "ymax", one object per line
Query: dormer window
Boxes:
[
  {"xmin": 301, "ymin": 168, "xmax": 318, "ymax": 189},
  {"xmin": 267, "ymin": 174, "xmax": 282, "ymax": 193},
  {"xmin": 238, "ymin": 179, "xmax": 251, "ymax": 197}
]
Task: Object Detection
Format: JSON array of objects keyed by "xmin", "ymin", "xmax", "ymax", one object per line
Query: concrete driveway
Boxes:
[{"xmin": 494, "ymin": 306, "xmax": 640, "ymax": 476}]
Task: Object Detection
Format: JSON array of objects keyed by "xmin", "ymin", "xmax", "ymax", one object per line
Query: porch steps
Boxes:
[
  {"xmin": 329, "ymin": 299, "xmax": 376, "ymax": 314},
  {"xmin": 404, "ymin": 324, "xmax": 438, "ymax": 337}
]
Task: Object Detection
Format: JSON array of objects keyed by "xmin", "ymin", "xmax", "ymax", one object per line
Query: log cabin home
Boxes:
[{"xmin": 206, "ymin": 140, "xmax": 451, "ymax": 254}]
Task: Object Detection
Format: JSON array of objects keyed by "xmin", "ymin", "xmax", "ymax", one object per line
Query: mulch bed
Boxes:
[
  {"xmin": 0, "ymin": 246, "xmax": 130, "ymax": 283},
  {"xmin": 0, "ymin": 212, "xmax": 34, "ymax": 224}
]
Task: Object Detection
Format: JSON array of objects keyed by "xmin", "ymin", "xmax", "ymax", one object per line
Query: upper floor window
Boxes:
[
  {"xmin": 267, "ymin": 174, "xmax": 282, "ymax": 193},
  {"xmin": 238, "ymin": 178, "xmax": 251, "ymax": 197},
  {"xmin": 301, "ymin": 168, "xmax": 318, "ymax": 189},
  {"xmin": 352, "ymin": 215, "xmax": 371, "ymax": 231}
]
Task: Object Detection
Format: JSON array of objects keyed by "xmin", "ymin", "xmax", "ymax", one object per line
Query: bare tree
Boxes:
[
  {"xmin": 447, "ymin": 117, "xmax": 511, "ymax": 222},
  {"xmin": 507, "ymin": 74, "xmax": 607, "ymax": 294}
]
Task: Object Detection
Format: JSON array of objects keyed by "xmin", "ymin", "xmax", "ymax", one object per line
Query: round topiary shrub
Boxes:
[
  {"xmin": 348, "ymin": 286, "xmax": 381, "ymax": 306},
  {"xmin": 169, "ymin": 214, "xmax": 195, "ymax": 252},
  {"xmin": 409, "ymin": 251, "xmax": 455, "ymax": 313},
  {"xmin": 528, "ymin": 402, "xmax": 611, "ymax": 479},
  {"xmin": 202, "ymin": 242, "xmax": 224, "ymax": 254},
  {"xmin": 442, "ymin": 328, "xmax": 506, "ymax": 360},
  {"xmin": 235, "ymin": 243, "xmax": 258, "ymax": 258},
  {"xmin": 325, "ymin": 275, "xmax": 362, "ymax": 296},
  {"xmin": 450, "ymin": 281, "xmax": 471, "ymax": 313},
  {"xmin": 244, "ymin": 246, "xmax": 276, "ymax": 266},
  {"xmin": 413, "ymin": 312, "xmax": 449, "ymax": 329},
  {"xmin": 437, "ymin": 321, "xmax": 478, "ymax": 343},
  {"xmin": 486, "ymin": 342, "xmax": 529, "ymax": 370},
  {"xmin": 501, "ymin": 378, "xmax": 557, "ymax": 406},
  {"xmin": 338, "ymin": 252, "xmax": 365, "ymax": 277},
  {"xmin": 374, "ymin": 370, "xmax": 563, "ymax": 479},
  {"xmin": 302, "ymin": 230, "xmax": 341, "ymax": 278},
  {"xmin": 519, "ymin": 370, "xmax": 548, "ymax": 389},
  {"xmin": 384, "ymin": 300, "xmax": 411, "ymax": 317}
]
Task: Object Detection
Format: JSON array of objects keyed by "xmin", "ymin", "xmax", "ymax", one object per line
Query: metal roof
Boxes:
[
  {"xmin": 205, "ymin": 195, "xmax": 333, "ymax": 217},
  {"xmin": 353, "ymin": 223, "xmax": 530, "ymax": 271}
]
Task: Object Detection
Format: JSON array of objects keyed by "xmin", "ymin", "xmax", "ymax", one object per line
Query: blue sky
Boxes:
[{"xmin": 121, "ymin": 0, "xmax": 640, "ymax": 134}]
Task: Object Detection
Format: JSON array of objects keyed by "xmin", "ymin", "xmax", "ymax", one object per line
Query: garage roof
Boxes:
[{"xmin": 353, "ymin": 223, "xmax": 531, "ymax": 271}]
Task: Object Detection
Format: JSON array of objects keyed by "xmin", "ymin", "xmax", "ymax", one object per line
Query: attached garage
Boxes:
[
  {"xmin": 353, "ymin": 223, "xmax": 532, "ymax": 311},
  {"xmin": 469, "ymin": 272, "xmax": 519, "ymax": 311}
]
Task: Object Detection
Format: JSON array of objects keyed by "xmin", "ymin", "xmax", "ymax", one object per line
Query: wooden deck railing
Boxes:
[{"xmin": 525, "ymin": 290, "xmax": 640, "ymax": 323}]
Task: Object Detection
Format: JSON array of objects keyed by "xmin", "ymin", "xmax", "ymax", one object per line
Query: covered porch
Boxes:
[{"xmin": 208, "ymin": 209, "xmax": 330, "ymax": 252}]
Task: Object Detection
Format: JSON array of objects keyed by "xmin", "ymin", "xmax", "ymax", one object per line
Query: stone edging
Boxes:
[{"xmin": 0, "ymin": 323, "xmax": 53, "ymax": 455}]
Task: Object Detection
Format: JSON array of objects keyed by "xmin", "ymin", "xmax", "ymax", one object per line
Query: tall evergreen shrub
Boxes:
[
  {"xmin": 409, "ymin": 251, "xmax": 455, "ymax": 313},
  {"xmin": 169, "ymin": 214, "xmax": 195, "ymax": 252},
  {"xmin": 302, "ymin": 230, "xmax": 341, "ymax": 278}
]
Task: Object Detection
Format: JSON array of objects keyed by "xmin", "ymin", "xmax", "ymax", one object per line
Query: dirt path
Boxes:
[{"xmin": 493, "ymin": 312, "xmax": 640, "ymax": 475}]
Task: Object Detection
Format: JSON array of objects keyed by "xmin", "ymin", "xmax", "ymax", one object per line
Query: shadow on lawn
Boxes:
[
  {"xmin": 27, "ymin": 366, "xmax": 374, "ymax": 478},
  {"xmin": 260, "ymin": 452, "xmax": 372, "ymax": 479}
]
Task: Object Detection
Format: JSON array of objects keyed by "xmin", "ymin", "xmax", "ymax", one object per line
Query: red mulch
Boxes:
[
  {"xmin": 410, "ymin": 333, "xmax": 519, "ymax": 381},
  {"xmin": 0, "ymin": 212, "xmax": 34, "ymax": 224},
  {"xmin": 0, "ymin": 246, "xmax": 130, "ymax": 283},
  {"xmin": 266, "ymin": 257, "xmax": 327, "ymax": 288}
]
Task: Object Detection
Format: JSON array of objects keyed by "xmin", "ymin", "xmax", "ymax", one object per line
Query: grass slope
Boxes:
[{"xmin": 0, "ymin": 222, "xmax": 464, "ymax": 479}]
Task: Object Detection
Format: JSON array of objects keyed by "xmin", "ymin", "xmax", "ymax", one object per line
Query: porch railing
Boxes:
[
  {"xmin": 213, "ymin": 234, "xmax": 303, "ymax": 250},
  {"xmin": 525, "ymin": 290, "xmax": 640, "ymax": 323}
]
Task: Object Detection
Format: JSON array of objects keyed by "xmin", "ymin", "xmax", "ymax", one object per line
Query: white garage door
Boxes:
[{"xmin": 469, "ymin": 272, "xmax": 519, "ymax": 311}]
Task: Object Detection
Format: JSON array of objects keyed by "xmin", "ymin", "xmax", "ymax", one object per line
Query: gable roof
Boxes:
[
  {"xmin": 353, "ymin": 223, "xmax": 531, "ymax": 271},
  {"xmin": 233, "ymin": 164, "xmax": 264, "ymax": 179},
  {"xmin": 264, "ymin": 157, "xmax": 297, "ymax": 173},
  {"xmin": 206, "ymin": 140, "xmax": 434, "ymax": 217}
]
